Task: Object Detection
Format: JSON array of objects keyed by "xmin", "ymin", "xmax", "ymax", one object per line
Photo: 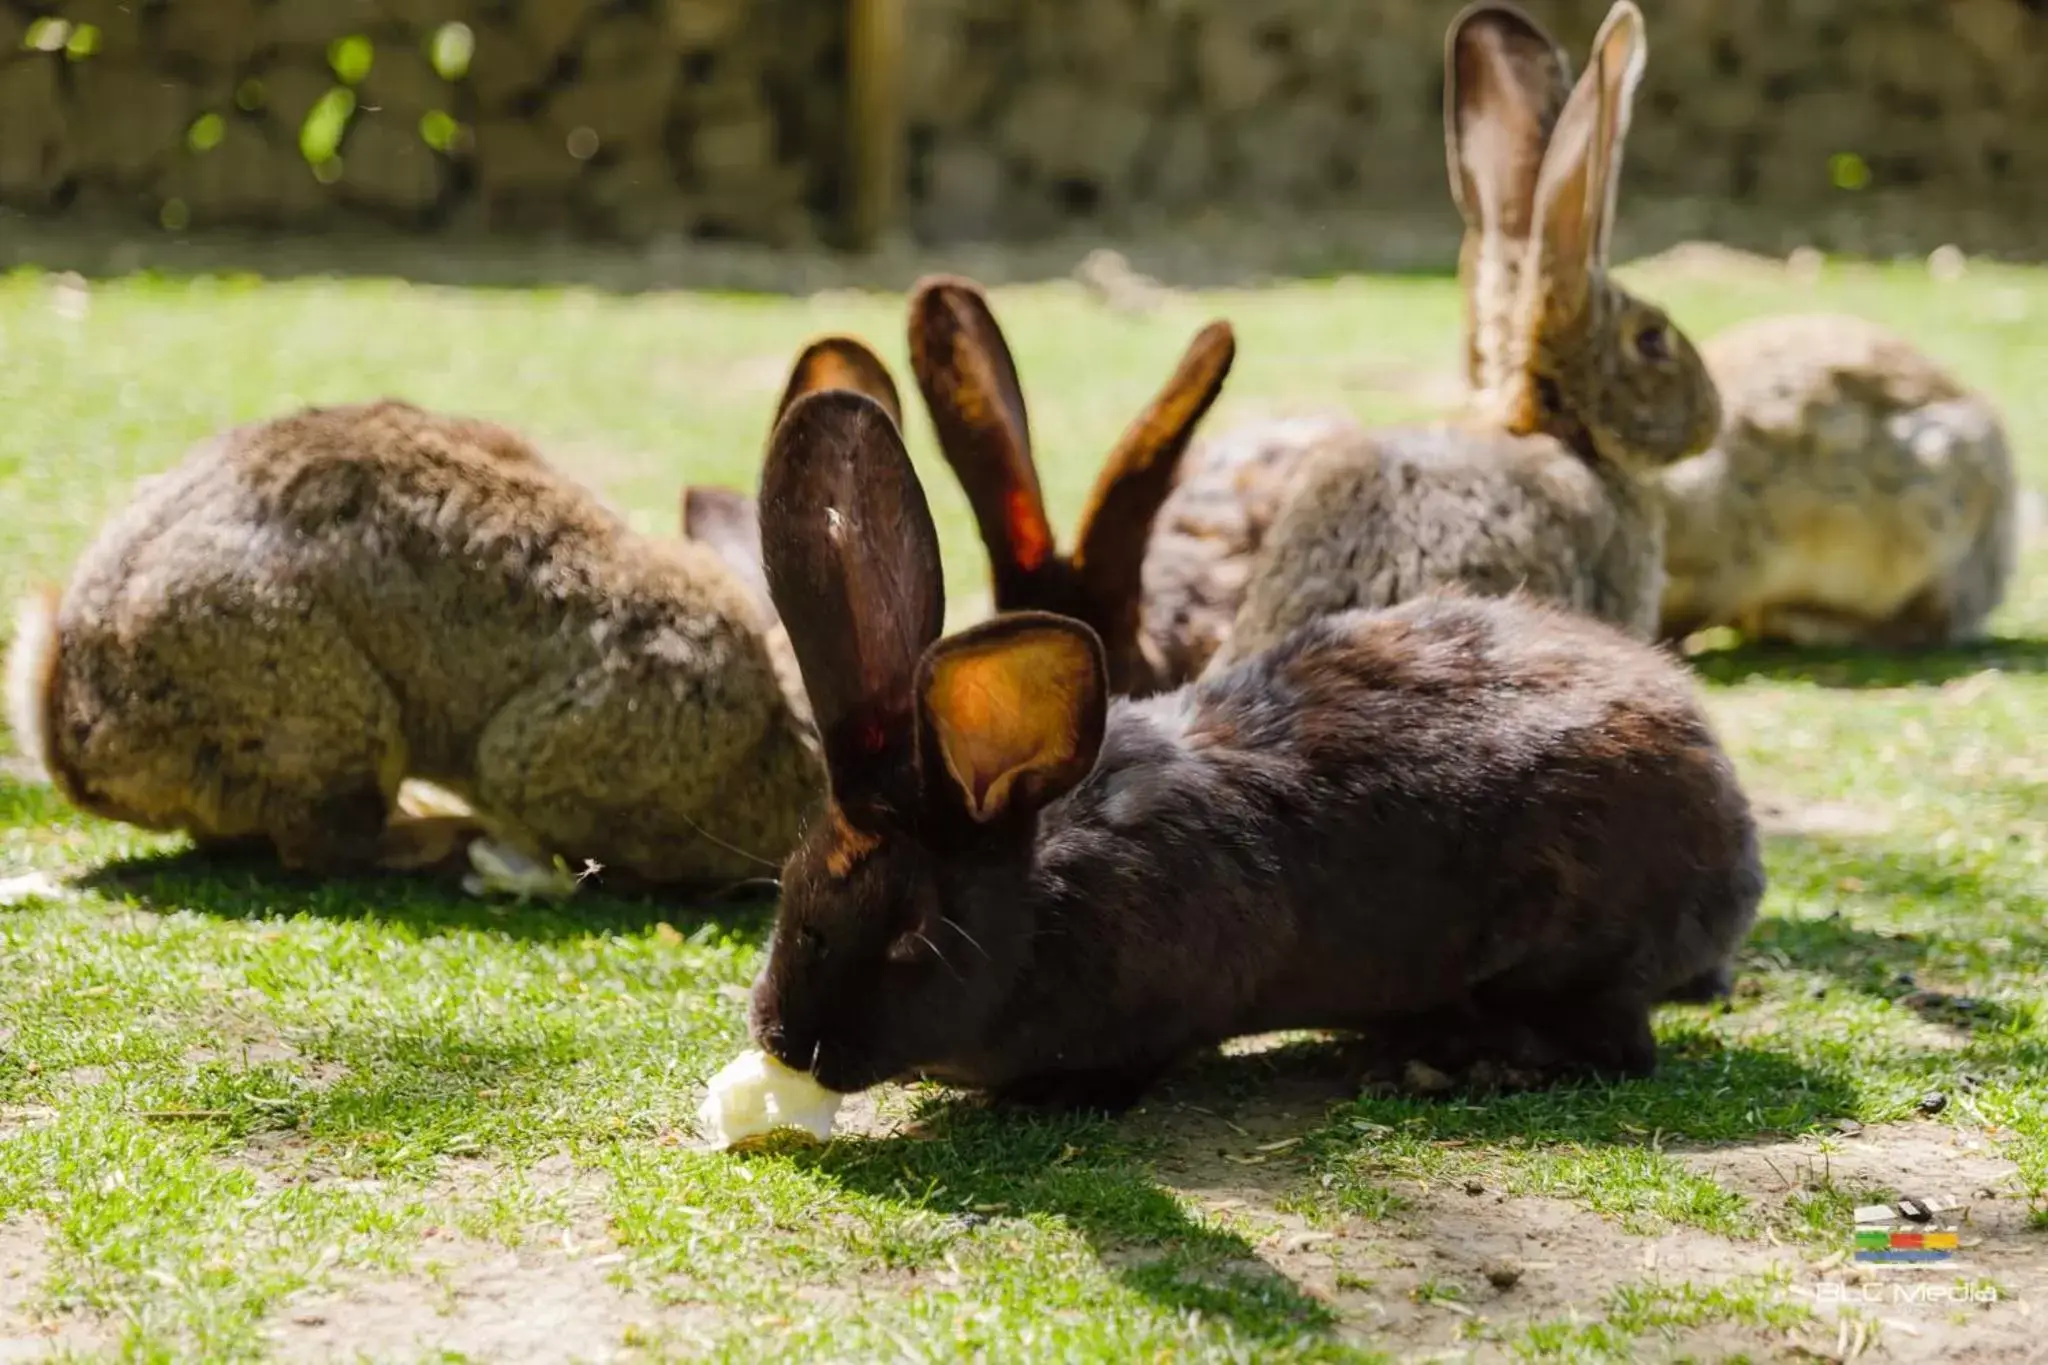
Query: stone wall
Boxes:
[
  {"xmin": 0, "ymin": 0, "xmax": 844, "ymax": 243},
  {"xmin": 903, "ymin": 0, "xmax": 2048, "ymax": 248},
  {"xmin": 2, "ymin": 0, "xmax": 2045, "ymax": 254}
]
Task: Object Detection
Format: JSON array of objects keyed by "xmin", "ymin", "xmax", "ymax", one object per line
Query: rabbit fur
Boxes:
[
  {"xmin": 9, "ymin": 400, "xmax": 823, "ymax": 887},
  {"xmin": 1153, "ymin": 1, "xmax": 1721, "ymax": 678},
  {"xmin": 744, "ymin": 388, "xmax": 1762, "ymax": 1110},
  {"xmin": 1660, "ymin": 313, "xmax": 2016, "ymax": 648}
]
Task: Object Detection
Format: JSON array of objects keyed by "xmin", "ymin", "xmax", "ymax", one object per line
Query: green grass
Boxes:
[{"xmin": 1, "ymin": 257, "xmax": 2045, "ymax": 1361}]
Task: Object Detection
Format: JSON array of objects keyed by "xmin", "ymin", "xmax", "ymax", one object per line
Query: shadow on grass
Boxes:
[
  {"xmin": 72, "ymin": 843, "xmax": 775, "ymax": 944},
  {"xmin": 1758, "ymin": 832, "xmax": 2048, "ymax": 1027},
  {"xmin": 783, "ymin": 1031, "xmax": 1856, "ymax": 1343},
  {"xmin": 804, "ymin": 1102, "xmax": 1337, "ymax": 1344},
  {"xmin": 1685, "ymin": 634, "xmax": 2048, "ymax": 690}
]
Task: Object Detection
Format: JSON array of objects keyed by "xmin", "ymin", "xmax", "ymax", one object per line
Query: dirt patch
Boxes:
[
  {"xmin": 1752, "ymin": 793, "xmax": 1898, "ymax": 840},
  {"xmin": 261, "ymin": 1155, "xmax": 713, "ymax": 1362},
  {"xmin": 0, "ymin": 1220, "xmax": 112, "ymax": 1361},
  {"xmin": 265, "ymin": 1235, "xmax": 708, "ymax": 1363},
  {"xmin": 1133, "ymin": 1073, "xmax": 2043, "ymax": 1362},
  {"xmin": 1675, "ymin": 1125, "xmax": 2046, "ymax": 1364}
]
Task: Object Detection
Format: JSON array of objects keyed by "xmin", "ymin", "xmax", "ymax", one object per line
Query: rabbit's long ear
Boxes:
[
  {"xmin": 773, "ymin": 336, "xmax": 903, "ymax": 435},
  {"xmin": 682, "ymin": 486, "xmax": 772, "ymax": 616},
  {"xmin": 1445, "ymin": 3, "xmax": 1571, "ymax": 394},
  {"xmin": 907, "ymin": 276, "xmax": 1055, "ymax": 605},
  {"xmin": 1526, "ymin": 2, "xmax": 1646, "ymax": 325},
  {"xmin": 761, "ymin": 391, "xmax": 944, "ymax": 804},
  {"xmin": 1445, "ymin": 3, "xmax": 1571, "ymax": 241},
  {"xmin": 917, "ymin": 612, "xmax": 1106, "ymax": 827},
  {"xmin": 1070, "ymin": 321, "xmax": 1235, "ymax": 636}
]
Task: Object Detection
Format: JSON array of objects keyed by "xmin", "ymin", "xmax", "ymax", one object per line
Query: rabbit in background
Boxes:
[
  {"xmin": 1659, "ymin": 312, "xmax": 2017, "ymax": 649},
  {"xmin": 1149, "ymin": 1, "xmax": 1720, "ymax": 678},
  {"xmin": 742, "ymin": 387, "xmax": 1760, "ymax": 1111},
  {"xmin": 7, "ymin": 388, "xmax": 851, "ymax": 891},
  {"xmin": 681, "ymin": 278, "xmax": 1237, "ymax": 697},
  {"xmin": 905, "ymin": 275, "xmax": 1235, "ymax": 695}
]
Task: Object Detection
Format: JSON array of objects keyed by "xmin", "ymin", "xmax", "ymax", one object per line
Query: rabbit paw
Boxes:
[{"xmin": 460, "ymin": 839, "xmax": 578, "ymax": 902}]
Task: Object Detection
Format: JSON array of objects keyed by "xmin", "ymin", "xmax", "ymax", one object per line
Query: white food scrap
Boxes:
[{"xmin": 698, "ymin": 1048, "xmax": 842, "ymax": 1148}]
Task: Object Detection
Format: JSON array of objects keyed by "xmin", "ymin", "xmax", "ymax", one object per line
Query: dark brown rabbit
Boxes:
[
  {"xmin": 907, "ymin": 276, "xmax": 1236, "ymax": 695},
  {"xmin": 745, "ymin": 389, "xmax": 1762, "ymax": 1110}
]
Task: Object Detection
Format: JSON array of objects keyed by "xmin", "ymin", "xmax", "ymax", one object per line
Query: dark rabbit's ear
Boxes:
[
  {"xmin": 761, "ymin": 391, "xmax": 945, "ymax": 801},
  {"xmin": 1071, "ymin": 321, "xmax": 1235, "ymax": 626},
  {"xmin": 1527, "ymin": 1, "xmax": 1646, "ymax": 323},
  {"xmin": 774, "ymin": 336, "xmax": 904, "ymax": 435},
  {"xmin": 1445, "ymin": 3, "xmax": 1572, "ymax": 242},
  {"xmin": 917, "ymin": 613, "xmax": 1106, "ymax": 826},
  {"xmin": 907, "ymin": 275, "xmax": 1055, "ymax": 602},
  {"xmin": 682, "ymin": 486, "xmax": 772, "ymax": 616}
]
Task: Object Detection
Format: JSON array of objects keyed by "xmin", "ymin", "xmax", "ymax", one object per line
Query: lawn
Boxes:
[{"xmin": 0, "ymin": 254, "xmax": 2044, "ymax": 1363}]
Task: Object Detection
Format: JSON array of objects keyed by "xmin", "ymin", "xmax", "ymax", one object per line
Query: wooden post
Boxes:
[{"xmin": 848, "ymin": 0, "xmax": 906, "ymax": 249}]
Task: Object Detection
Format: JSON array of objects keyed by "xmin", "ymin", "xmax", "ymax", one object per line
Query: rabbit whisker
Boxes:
[
  {"xmin": 676, "ymin": 813, "xmax": 782, "ymax": 872},
  {"xmin": 940, "ymin": 915, "xmax": 990, "ymax": 961},
  {"xmin": 913, "ymin": 930, "xmax": 964, "ymax": 982}
]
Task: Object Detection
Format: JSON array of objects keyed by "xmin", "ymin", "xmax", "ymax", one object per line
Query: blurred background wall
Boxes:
[{"xmin": 2, "ymin": 0, "xmax": 2045, "ymax": 261}]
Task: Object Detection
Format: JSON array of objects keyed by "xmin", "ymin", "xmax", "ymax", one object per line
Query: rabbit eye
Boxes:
[
  {"xmin": 1633, "ymin": 325, "xmax": 1672, "ymax": 363},
  {"xmin": 796, "ymin": 926, "xmax": 827, "ymax": 960}
]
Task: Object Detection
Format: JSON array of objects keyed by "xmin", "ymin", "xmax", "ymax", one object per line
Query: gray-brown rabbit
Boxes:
[
  {"xmin": 1155, "ymin": 2, "xmax": 1722, "ymax": 677},
  {"xmin": 1660, "ymin": 313, "xmax": 2016, "ymax": 648},
  {"xmin": 8, "ymin": 399, "xmax": 827, "ymax": 887}
]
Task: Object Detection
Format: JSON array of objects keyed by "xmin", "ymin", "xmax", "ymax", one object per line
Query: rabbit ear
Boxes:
[
  {"xmin": 761, "ymin": 390, "xmax": 945, "ymax": 801},
  {"xmin": 681, "ymin": 486, "xmax": 772, "ymax": 617},
  {"xmin": 1446, "ymin": 4, "xmax": 1572, "ymax": 395},
  {"xmin": 1527, "ymin": 1, "xmax": 1646, "ymax": 322},
  {"xmin": 774, "ymin": 336, "xmax": 903, "ymax": 434},
  {"xmin": 1444, "ymin": 3, "xmax": 1572, "ymax": 242},
  {"xmin": 1070, "ymin": 321, "xmax": 1235, "ymax": 625},
  {"xmin": 907, "ymin": 276, "xmax": 1056, "ymax": 602},
  {"xmin": 917, "ymin": 612, "xmax": 1106, "ymax": 826}
]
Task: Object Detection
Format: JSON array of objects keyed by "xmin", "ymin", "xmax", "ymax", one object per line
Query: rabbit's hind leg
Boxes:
[
  {"xmin": 1356, "ymin": 987, "xmax": 1656, "ymax": 1093},
  {"xmin": 94, "ymin": 594, "xmax": 413, "ymax": 875},
  {"xmin": 1471, "ymin": 981, "xmax": 1659, "ymax": 1082},
  {"xmin": 472, "ymin": 653, "xmax": 816, "ymax": 890}
]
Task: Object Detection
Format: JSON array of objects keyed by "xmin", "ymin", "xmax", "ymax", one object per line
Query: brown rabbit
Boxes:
[
  {"xmin": 906, "ymin": 275, "xmax": 1236, "ymax": 695},
  {"xmin": 1151, "ymin": 2, "xmax": 1721, "ymax": 677},
  {"xmin": 682, "ymin": 334, "xmax": 907, "ymax": 619},
  {"xmin": 743, "ymin": 389, "xmax": 1761, "ymax": 1110},
  {"xmin": 1660, "ymin": 313, "xmax": 2016, "ymax": 648},
  {"xmin": 7, "ymin": 400, "xmax": 826, "ymax": 887}
]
